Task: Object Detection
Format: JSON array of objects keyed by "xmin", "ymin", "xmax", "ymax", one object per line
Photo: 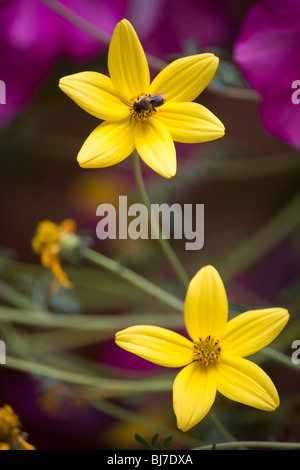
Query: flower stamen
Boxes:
[
  {"xmin": 193, "ymin": 335, "xmax": 221, "ymax": 366},
  {"xmin": 129, "ymin": 93, "xmax": 164, "ymax": 122}
]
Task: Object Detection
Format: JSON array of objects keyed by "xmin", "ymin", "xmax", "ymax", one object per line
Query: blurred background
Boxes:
[{"xmin": 0, "ymin": 0, "xmax": 300, "ymax": 450}]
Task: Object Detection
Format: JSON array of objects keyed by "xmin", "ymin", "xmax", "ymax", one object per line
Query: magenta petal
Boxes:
[
  {"xmin": 234, "ymin": 0, "xmax": 300, "ymax": 148},
  {"xmin": 0, "ymin": 0, "xmax": 127, "ymax": 126}
]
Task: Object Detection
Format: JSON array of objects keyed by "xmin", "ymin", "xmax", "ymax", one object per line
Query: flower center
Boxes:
[
  {"xmin": 129, "ymin": 93, "xmax": 165, "ymax": 122},
  {"xmin": 193, "ymin": 336, "xmax": 221, "ymax": 366}
]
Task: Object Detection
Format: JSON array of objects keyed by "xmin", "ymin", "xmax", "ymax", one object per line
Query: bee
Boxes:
[{"xmin": 133, "ymin": 94, "xmax": 165, "ymax": 114}]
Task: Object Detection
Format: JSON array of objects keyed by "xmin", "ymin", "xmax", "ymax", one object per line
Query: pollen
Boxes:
[
  {"xmin": 193, "ymin": 335, "xmax": 221, "ymax": 366},
  {"xmin": 129, "ymin": 94, "xmax": 157, "ymax": 122}
]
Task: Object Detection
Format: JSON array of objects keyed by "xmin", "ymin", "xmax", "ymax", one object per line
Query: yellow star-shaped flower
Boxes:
[
  {"xmin": 116, "ymin": 265, "xmax": 289, "ymax": 432},
  {"xmin": 59, "ymin": 19, "xmax": 225, "ymax": 178}
]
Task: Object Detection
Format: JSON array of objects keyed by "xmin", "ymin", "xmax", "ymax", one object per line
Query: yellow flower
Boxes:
[
  {"xmin": 31, "ymin": 219, "xmax": 76, "ymax": 291},
  {"xmin": 59, "ymin": 19, "xmax": 224, "ymax": 178},
  {"xmin": 115, "ymin": 265, "xmax": 289, "ymax": 432},
  {"xmin": 0, "ymin": 405, "xmax": 35, "ymax": 450}
]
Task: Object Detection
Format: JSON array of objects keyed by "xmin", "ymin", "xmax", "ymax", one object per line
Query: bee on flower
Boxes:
[{"xmin": 59, "ymin": 19, "xmax": 225, "ymax": 178}]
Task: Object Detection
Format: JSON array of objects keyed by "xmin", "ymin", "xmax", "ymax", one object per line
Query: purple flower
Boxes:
[
  {"xmin": 0, "ymin": 0, "xmax": 126, "ymax": 127},
  {"xmin": 234, "ymin": 0, "xmax": 300, "ymax": 149},
  {"xmin": 130, "ymin": 0, "xmax": 234, "ymax": 57}
]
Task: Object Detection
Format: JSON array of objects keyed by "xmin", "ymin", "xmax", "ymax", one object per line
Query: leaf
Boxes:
[
  {"xmin": 150, "ymin": 433, "xmax": 159, "ymax": 447},
  {"xmin": 134, "ymin": 434, "xmax": 152, "ymax": 449},
  {"xmin": 135, "ymin": 433, "xmax": 173, "ymax": 450},
  {"xmin": 162, "ymin": 435, "xmax": 173, "ymax": 450}
]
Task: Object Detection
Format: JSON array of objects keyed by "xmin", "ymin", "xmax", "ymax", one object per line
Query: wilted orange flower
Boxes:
[
  {"xmin": 0, "ymin": 405, "xmax": 35, "ymax": 450},
  {"xmin": 31, "ymin": 219, "xmax": 76, "ymax": 291}
]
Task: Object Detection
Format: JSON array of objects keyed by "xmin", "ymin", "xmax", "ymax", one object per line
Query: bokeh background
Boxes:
[{"xmin": 0, "ymin": 0, "xmax": 300, "ymax": 450}]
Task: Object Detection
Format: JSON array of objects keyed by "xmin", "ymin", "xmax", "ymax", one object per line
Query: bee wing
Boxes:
[{"xmin": 149, "ymin": 94, "xmax": 165, "ymax": 107}]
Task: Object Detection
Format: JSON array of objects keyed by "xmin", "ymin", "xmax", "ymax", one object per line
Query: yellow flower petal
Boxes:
[
  {"xmin": 149, "ymin": 54, "xmax": 218, "ymax": 103},
  {"xmin": 216, "ymin": 354, "xmax": 279, "ymax": 411},
  {"xmin": 77, "ymin": 120, "xmax": 135, "ymax": 168},
  {"xmin": 115, "ymin": 325, "xmax": 194, "ymax": 367},
  {"xmin": 157, "ymin": 102, "xmax": 225, "ymax": 143},
  {"xmin": 173, "ymin": 362, "xmax": 217, "ymax": 432},
  {"xmin": 184, "ymin": 265, "xmax": 228, "ymax": 342},
  {"xmin": 221, "ymin": 308, "xmax": 289, "ymax": 357},
  {"xmin": 134, "ymin": 118, "xmax": 176, "ymax": 178},
  {"xmin": 108, "ymin": 19, "xmax": 150, "ymax": 103},
  {"xmin": 59, "ymin": 72, "xmax": 129, "ymax": 121}
]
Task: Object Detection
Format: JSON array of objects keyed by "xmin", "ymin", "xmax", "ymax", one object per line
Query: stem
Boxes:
[
  {"xmin": 0, "ymin": 306, "xmax": 184, "ymax": 331},
  {"xmin": 40, "ymin": 0, "xmax": 111, "ymax": 43},
  {"xmin": 6, "ymin": 355, "xmax": 173, "ymax": 394},
  {"xmin": 219, "ymin": 191, "xmax": 300, "ymax": 283},
  {"xmin": 194, "ymin": 440, "xmax": 300, "ymax": 450},
  {"xmin": 114, "ymin": 192, "xmax": 236, "ymax": 450},
  {"xmin": 209, "ymin": 410, "xmax": 236, "ymax": 442},
  {"xmin": 132, "ymin": 151, "xmax": 190, "ymax": 289},
  {"xmin": 81, "ymin": 246, "xmax": 185, "ymax": 312},
  {"xmin": 0, "ymin": 279, "xmax": 37, "ymax": 310},
  {"xmin": 262, "ymin": 346, "xmax": 300, "ymax": 372},
  {"xmin": 132, "ymin": 154, "xmax": 237, "ymax": 443}
]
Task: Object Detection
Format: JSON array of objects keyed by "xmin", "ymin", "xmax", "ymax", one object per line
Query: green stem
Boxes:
[
  {"xmin": 81, "ymin": 246, "xmax": 184, "ymax": 311},
  {"xmin": 40, "ymin": 0, "xmax": 111, "ymax": 43},
  {"xmin": 6, "ymin": 355, "xmax": 173, "ymax": 394},
  {"xmin": 132, "ymin": 150, "xmax": 190, "ymax": 289},
  {"xmin": 132, "ymin": 153, "xmax": 236, "ymax": 441},
  {"xmin": 28, "ymin": 329, "xmax": 112, "ymax": 353},
  {"xmin": 0, "ymin": 306, "xmax": 184, "ymax": 331},
  {"xmin": 209, "ymin": 409, "xmax": 236, "ymax": 442},
  {"xmin": 219, "ymin": 191, "xmax": 300, "ymax": 283},
  {"xmin": 0, "ymin": 279, "xmax": 37, "ymax": 310},
  {"xmin": 262, "ymin": 346, "xmax": 300, "ymax": 371},
  {"xmin": 194, "ymin": 440, "xmax": 300, "ymax": 450}
]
